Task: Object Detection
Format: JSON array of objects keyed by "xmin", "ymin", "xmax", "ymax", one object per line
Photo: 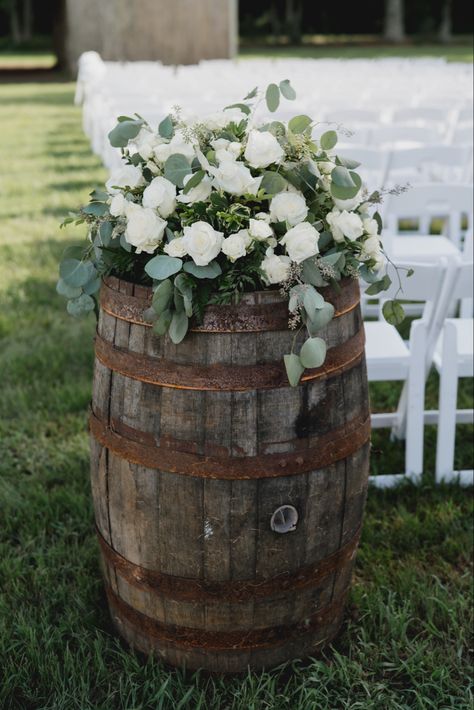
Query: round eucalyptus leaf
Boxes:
[
  {"xmin": 288, "ymin": 115, "xmax": 312, "ymax": 134},
  {"xmin": 56, "ymin": 278, "xmax": 82, "ymax": 299},
  {"xmin": 320, "ymin": 130, "xmax": 338, "ymax": 150},
  {"xmin": 169, "ymin": 311, "xmax": 189, "ymax": 344},
  {"xmin": 153, "ymin": 309, "xmax": 173, "ymax": 335},
  {"xmin": 164, "ymin": 154, "xmax": 192, "ymax": 188},
  {"xmin": 66, "ymin": 293, "xmax": 95, "ymax": 317},
  {"xmin": 279, "ymin": 79, "xmax": 296, "ymax": 100},
  {"xmin": 284, "ymin": 353, "xmax": 305, "ymax": 388},
  {"xmin": 145, "ymin": 255, "xmax": 183, "ymax": 281},
  {"xmin": 261, "ymin": 171, "xmax": 287, "ymax": 195},
  {"xmin": 59, "ymin": 258, "xmax": 91, "ymax": 287},
  {"xmin": 108, "ymin": 119, "xmax": 143, "ymax": 148},
  {"xmin": 183, "ymin": 261, "xmax": 222, "ymax": 279},
  {"xmin": 300, "ymin": 337, "xmax": 327, "ymax": 369},
  {"xmin": 306, "ymin": 302, "xmax": 335, "ymax": 335},
  {"xmin": 330, "ymin": 171, "xmax": 362, "ymax": 200},
  {"xmin": 265, "ymin": 83, "xmax": 280, "ymax": 113}
]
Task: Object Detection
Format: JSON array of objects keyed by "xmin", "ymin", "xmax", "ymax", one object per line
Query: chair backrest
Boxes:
[
  {"xmin": 369, "ymin": 125, "xmax": 439, "ymax": 148},
  {"xmin": 451, "ymin": 124, "xmax": 474, "ymax": 146},
  {"xmin": 384, "ymin": 183, "xmax": 474, "ymax": 247},
  {"xmin": 385, "ymin": 145, "xmax": 473, "ymax": 186}
]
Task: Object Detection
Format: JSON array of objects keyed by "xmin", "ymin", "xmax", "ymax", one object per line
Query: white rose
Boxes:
[
  {"xmin": 164, "ymin": 237, "xmax": 187, "ymax": 257},
  {"xmin": 153, "ymin": 131, "xmax": 196, "ymax": 164},
  {"xmin": 327, "ymin": 209, "xmax": 364, "ymax": 243},
  {"xmin": 142, "ymin": 176, "xmax": 177, "ymax": 218},
  {"xmin": 261, "ymin": 248, "xmax": 291, "ymax": 285},
  {"xmin": 212, "ymin": 139, "xmax": 242, "ymax": 162},
  {"xmin": 280, "ymin": 222, "xmax": 320, "ymax": 264},
  {"xmin": 222, "ymin": 232, "xmax": 248, "ymax": 262},
  {"xmin": 244, "ymin": 130, "xmax": 285, "ymax": 169},
  {"xmin": 106, "ymin": 164, "xmax": 144, "ymax": 195},
  {"xmin": 124, "ymin": 203, "xmax": 167, "ymax": 254},
  {"xmin": 177, "ymin": 173, "xmax": 213, "ymax": 205},
  {"xmin": 363, "ymin": 217, "xmax": 379, "ymax": 237},
  {"xmin": 361, "ymin": 235, "xmax": 385, "ymax": 271},
  {"xmin": 182, "ymin": 221, "xmax": 223, "ymax": 266},
  {"xmin": 269, "ymin": 191, "xmax": 308, "ymax": 226},
  {"xmin": 255, "ymin": 211, "xmax": 271, "ymax": 223},
  {"xmin": 210, "ymin": 160, "xmax": 262, "ymax": 196},
  {"xmin": 248, "ymin": 218, "xmax": 273, "ymax": 241},
  {"xmin": 109, "ymin": 193, "xmax": 128, "ymax": 217},
  {"xmin": 333, "ymin": 195, "xmax": 362, "ymax": 211},
  {"xmin": 128, "ymin": 128, "xmax": 162, "ymax": 160}
]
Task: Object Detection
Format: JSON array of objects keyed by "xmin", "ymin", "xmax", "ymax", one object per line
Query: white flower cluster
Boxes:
[{"xmin": 104, "ymin": 107, "xmax": 384, "ymax": 284}]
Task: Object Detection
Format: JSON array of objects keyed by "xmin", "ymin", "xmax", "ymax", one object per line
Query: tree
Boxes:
[
  {"xmin": 439, "ymin": 0, "xmax": 452, "ymax": 43},
  {"xmin": 0, "ymin": 0, "xmax": 34, "ymax": 44},
  {"xmin": 285, "ymin": 0, "xmax": 303, "ymax": 45},
  {"xmin": 383, "ymin": 0, "xmax": 405, "ymax": 42}
]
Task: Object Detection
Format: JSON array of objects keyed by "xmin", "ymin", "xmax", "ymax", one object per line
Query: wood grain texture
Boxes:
[{"xmin": 89, "ymin": 277, "xmax": 370, "ymax": 672}]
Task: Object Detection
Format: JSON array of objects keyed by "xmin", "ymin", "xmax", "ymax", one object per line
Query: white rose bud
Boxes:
[
  {"xmin": 182, "ymin": 221, "xmax": 223, "ymax": 266},
  {"xmin": 326, "ymin": 209, "xmax": 364, "ymax": 243},
  {"xmin": 142, "ymin": 176, "xmax": 177, "ymax": 218},
  {"xmin": 177, "ymin": 173, "xmax": 213, "ymax": 205},
  {"xmin": 255, "ymin": 211, "xmax": 271, "ymax": 223},
  {"xmin": 363, "ymin": 217, "xmax": 379, "ymax": 237},
  {"xmin": 109, "ymin": 193, "xmax": 128, "ymax": 217},
  {"xmin": 164, "ymin": 237, "xmax": 187, "ymax": 258},
  {"xmin": 333, "ymin": 194, "xmax": 362, "ymax": 211},
  {"xmin": 248, "ymin": 218, "xmax": 273, "ymax": 241},
  {"xmin": 280, "ymin": 222, "xmax": 320, "ymax": 264},
  {"xmin": 106, "ymin": 164, "xmax": 144, "ymax": 195},
  {"xmin": 124, "ymin": 203, "xmax": 167, "ymax": 254},
  {"xmin": 261, "ymin": 248, "xmax": 291, "ymax": 285},
  {"xmin": 210, "ymin": 160, "xmax": 262, "ymax": 196},
  {"xmin": 244, "ymin": 130, "xmax": 285, "ymax": 169},
  {"xmin": 269, "ymin": 191, "xmax": 308, "ymax": 226},
  {"xmin": 222, "ymin": 232, "xmax": 249, "ymax": 262}
]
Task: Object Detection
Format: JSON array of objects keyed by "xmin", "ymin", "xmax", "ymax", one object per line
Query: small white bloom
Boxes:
[
  {"xmin": 204, "ymin": 108, "xmax": 247, "ymax": 130},
  {"xmin": 109, "ymin": 193, "xmax": 128, "ymax": 217},
  {"xmin": 255, "ymin": 211, "xmax": 271, "ymax": 224},
  {"xmin": 222, "ymin": 232, "xmax": 248, "ymax": 262},
  {"xmin": 106, "ymin": 164, "xmax": 144, "ymax": 195},
  {"xmin": 248, "ymin": 218, "xmax": 273, "ymax": 241},
  {"xmin": 128, "ymin": 127, "xmax": 163, "ymax": 160},
  {"xmin": 177, "ymin": 173, "xmax": 213, "ymax": 205},
  {"xmin": 361, "ymin": 235, "xmax": 385, "ymax": 271},
  {"xmin": 142, "ymin": 176, "xmax": 177, "ymax": 218},
  {"xmin": 124, "ymin": 202, "xmax": 167, "ymax": 254},
  {"xmin": 153, "ymin": 131, "xmax": 196, "ymax": 164},
  {"xmin": 269, "ymin": 191, "xmax": 308, "ymax": 226},
  {"xmin": 164, "ymin": 237, "xmax": 187, "ymax": 257},
  {"xmin": 333, "ymin": 194, "xmax": 361, "ymax": 211},
  {"xmin": 210, "ymin": 159, "xmax": 262, "ymax": 196},
  {"xmin": 261, "ymin": 248, "xmax": 291, "ymax": 285},
  {"xmin": 182, "ymin": 221, "xmax": 223, "ymax": 266},
  {"xmin": 319, "ymin": 175, "xmax": 331, "ymax": 192},
  {"xmin": 318, "ymin": 161, "xmax": 334, "ymax": 175},
  {"xmin": 280, "ymin": 222, "xmax": 320, "ymax": 264},
  {"xmin": 244, "ymin": 130, "xmax": 285, "ymax": 169},
  {"xmin": 212, "ymin": 139, "xmax": 242, "ymax": 162},
  {"xmin": 363, "ymin": 217, "xmax": 379, "ymax": 237},
  {"xmin": 326, "ymin": 209, "xmax": 364, "ymax": 243}
]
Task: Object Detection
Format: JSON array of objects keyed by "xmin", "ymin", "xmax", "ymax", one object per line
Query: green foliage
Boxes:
[
  {"xmin": 320, "ymin": 130, "xmax": 338, "ymax": 150},
  {"xmin": 299, "ymin": 336, "xmax": 327, "ymax": 368},
  {"xmin": 144, "ymin": 255, "xmax": 183, "ymax": 280},
  {"xmin": 183, "ymin": 261, "xmax": 222, "ymax": 279},
  {"xmin": 261, "ymin": 170, "xmax": 287, "ymax": 195},
  {"xmin": 279, "ymin": 79, "xmax": 297, "ymax": 100},
  {"xmin": 383, "ymin": 299, "xmax": 406, "ymax": 325},
  {"xmin": 265, "ymin": 83, "xmax": 280, "ymax": 112},
  {"xmin": 164, "ymin": 154, "xmax": 192, "ymax": 187},
  {"xmin": 108, "ymin": 118, "xmax": 143, "ymax": 148},
  {"xmin": 158, "ymin": 114, "xmax": 174, "ymax": 140},
  {"xmin": 284, "ymin": 353, "xmax": 305, "ymax": 387},
  {"xmin": 288, "ymin": 114, "xmax": 312, "ymax": 134}
]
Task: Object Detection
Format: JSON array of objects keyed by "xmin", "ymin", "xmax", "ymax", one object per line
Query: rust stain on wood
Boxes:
[
  {"xmin": 97, "ymin": 525, "xmax": 360, "ymax": 602},
  {"xmin": 94, "ymin": 327, "xmax": 366, "ymax": 392},
  {"xmin": 105, "ymin": 583, "xmax": 347, "ymax": 651},
  {"xmin": 89, "ymin": 408, "xmax": 371, "ymax": 479},
  {"xmin": 100, "ymin": 276, "xmax": 360, "ymax": 332}
]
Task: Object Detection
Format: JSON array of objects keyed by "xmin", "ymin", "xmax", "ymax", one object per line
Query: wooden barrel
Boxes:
[{"xmin": 90, "ymin": 275, "xmax": 370, "ymax": 673}]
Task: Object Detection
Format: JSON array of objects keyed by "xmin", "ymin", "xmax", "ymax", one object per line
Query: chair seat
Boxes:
[
  {"xmin": 433, "ymin": 318, "xmax": 474, "ymax": 377},
  {"xmin": 364, "ymin": 322, "xmax": 410, "ymax": 380},
  {"xmin": 392, "ymin": 235, "xmax": 460, "ymax": 263}
]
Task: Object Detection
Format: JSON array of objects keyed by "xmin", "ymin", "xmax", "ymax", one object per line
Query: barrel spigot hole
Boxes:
[{"xmin": 270, "ymin": 505, "xmax": 298, "ymax": 533}]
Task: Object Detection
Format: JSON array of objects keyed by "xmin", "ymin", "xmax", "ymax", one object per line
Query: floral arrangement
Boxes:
[{"xmin": 58, "ymin": 80, "xmax": 406, "ymax": 386}]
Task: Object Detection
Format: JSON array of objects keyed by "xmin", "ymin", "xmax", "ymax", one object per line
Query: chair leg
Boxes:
[
  {"xmin": 405, "ymin": 321, "xmax": 427, "ymax": 483},
  {"xmin": 435, "ymin": 322, "xmax": 459, "ymax": 483}
]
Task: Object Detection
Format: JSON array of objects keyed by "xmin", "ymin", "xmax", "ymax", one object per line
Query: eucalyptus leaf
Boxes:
[
  {"xmin": 83, "ymin": 202, "xmax": 108, "ymax": 217},
  {"xmin": 183, "ymin": 169, "xmax": 205, "ymax": 194},
  {"xmin": 183, "ymin": 261, "xmax": 222, "ymax": 279},
  {"xmin": 66, "ymin": 293, "xmax": 95, "ymax": 317},
  {"xmin": 158, "ymin": 115, "xmax": 174, "ymax": 139},
  {"xmin": 300, "ymin": 337, "xmax": 327, "ymax": 369},
  {"xmin": 279, "ymin": 79, "xmax": 296, "ymax": 100},
  {"xmin": 83, "ymin": 276, "xmax": 101, "ymax": 295},
  {"xmin": 359, "ymin": 263, "xmax": 381, "ymax": 284},
  {"xmin": 265, "ymin": 83, "xmax": 280, "ymax": 113},
  {"xmin": 120, "ymin": 233, "xmax": 131, "ymax": 252},
  {"xmin": 365, "ymin": 274, "xmax": 391, "ymax": 295},
  {"xmin": 225, "ymin": 102, "xmax": 251, "ymax": 115},
  {"xmin": 284, "ymin": 353, "xmax": 305, "ymax": 387},
  {"xmin": 302, "ymin": 259, "xmax": 328, "ymax": 287},
  {"xmin": 99, "ymin": 221, "xmax": 114, "ymax": 245},
  {"xmin": 320, "ymin": 252, "xmax": 341, "ymax": 266},
  {"xmin": 330, "ymin": 171, "xmax": 362, "ymax": 200},
  {"xmin": 261, "ymin": 171, "xmax": 287, "ymax": 195},
  {"xmin": 382, "ymin": 300, "xmax": 405, "ymax": 325},
  {"xmin": 56, "ymin": 278, "xmax": 82, "ymax": 299},
  {"xmin": 288, "ymin": 115, "xmax": 312, "ymax": 134},
  {"xmin": 331, "ymin": 165, "xmax": 356, "ymax": 188},
  {"xmin": 59, "ymin": 258, "xmax": 91, "ymax": 288},
  {"xmin": 169, "ymin": 311, "xmax": 189, "ymax": 344},
  {"xmin": 335, "ymin": 155, "xmax": 361, "ymax": 169},
  {"xmin": 145, "ymin": 255, "xmax": 183, "ymax": 281},
  {"xmin": 153, "ymin": 309, "xmax": 173, "ymax": 335},
  {"xmin": 373, "ymin": 210, "xmax": 383, "ymax": 232},
  {"xmin": 108, "ymin": 119, "xmax": 143, "ymax": 148},
  {"xmin": 244, "ymin": 86, "xmax": 258, "ymax": 100},
  {"xmin": 320, "ymin": 130, "xmax": 338, "ymax": 150},
  {"xmin": 174, "ymin": 273, "xmax": 193, "ymax": 298},
  {"xmin": 164, "ymin": 154, "xmax": 192, "ymax": 188},
  {"xmin": 143, "ymin": 306, "xmax": 158, "ymax": 323},
  {"xmin": 303, "ymin": 286, "xmax": 325, "ymax": 316},
  {"xmin": 152, "ymin": 278, "xmax": 173, "ymax": 312},
  {"xmin": 306, "ymin": 302, "xmax": 335, "ymax": 334}
]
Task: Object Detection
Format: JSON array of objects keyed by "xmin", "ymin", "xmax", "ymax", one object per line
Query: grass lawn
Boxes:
[{"xmin": 0, "ymin": 81, "xmax": 473, "ymax": 709}]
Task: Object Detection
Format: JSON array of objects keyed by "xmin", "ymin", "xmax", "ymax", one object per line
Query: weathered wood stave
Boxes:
[{"xmin": 90, "ymin": 275, "xmax": 370, "ymax": 672}]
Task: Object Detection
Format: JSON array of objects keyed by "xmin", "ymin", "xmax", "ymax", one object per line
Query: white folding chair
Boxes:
[
  {"xmin": 450, "ymin": 124, "xmax": 474, "ymax": 146},
  {"xmin": 384, "ymin": 145, "xmax": 473, "ymax": 186},
  {"xmin": 434, "ymin": 261, "xmax": 474, "ymax": 486},
  {"xmin": 365, "ymin": 260, "xmax": 452, "ymax": 488},
  {"xmin": 369, "ymin": 125, "xmax": 440, "ymax": 150}
]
